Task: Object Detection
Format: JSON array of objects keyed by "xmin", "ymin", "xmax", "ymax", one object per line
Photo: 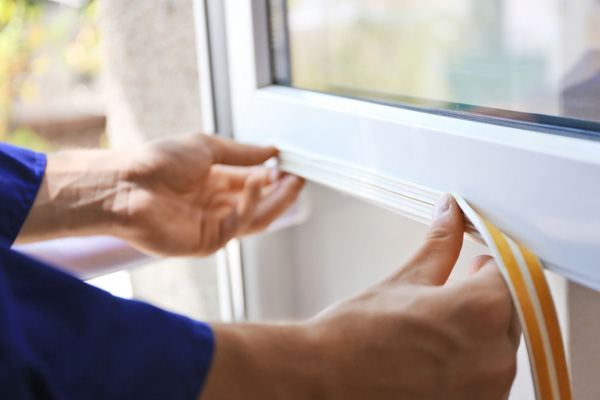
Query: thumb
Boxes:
[{"xmin": 391, "ymin": 193, "xmax": 465, "ymax": 285}]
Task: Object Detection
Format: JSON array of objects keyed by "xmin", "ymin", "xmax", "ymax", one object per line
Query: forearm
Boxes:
[
  {"xmin": 15, "ymin": 149, "xmax": 128, "ymax": 244},
  {"xmin": 201, "ymin": 322, "xmax": 324, "ymax": 400},
  {"xmin": 13, "ymin": 134, "xmax": 303, "ymax": 256}
]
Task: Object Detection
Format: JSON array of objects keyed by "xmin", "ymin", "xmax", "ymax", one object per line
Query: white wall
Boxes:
[
  {"xmin": 569, "ymin": 281, "xmax": 600, "ymax": 399},
  {"xmin": 243, "ymin": 182, "xmax": 489, "ymax": 320},
  {"xmin": 245, "ymin": 183, "xmax": 536, "ymax": 397}
]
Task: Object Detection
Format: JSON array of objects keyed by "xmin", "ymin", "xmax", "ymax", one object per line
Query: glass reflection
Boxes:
[{"xmin": 283, "ymin": 0, "xmax": 600, "ymax": 129}]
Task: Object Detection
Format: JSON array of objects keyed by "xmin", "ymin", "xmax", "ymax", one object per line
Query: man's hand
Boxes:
[
  {"xmin": 117, "ymin": 134, "xmax": 304, "ymax": 256},
  {"xmin": 203, "ymin": 194, "xmax": 519, "ymax": 400},
  {"xmin": 17, "ymin": 134, "xmax": 304, "ymax": 257}
]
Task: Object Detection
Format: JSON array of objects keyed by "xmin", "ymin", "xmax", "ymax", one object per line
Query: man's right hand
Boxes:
[{"xmin": 202, "ymin": 194, "xmax": 520, "ymax": 400}]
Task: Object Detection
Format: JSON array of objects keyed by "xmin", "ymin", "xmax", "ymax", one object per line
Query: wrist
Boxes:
[
  {"xmin": 201, "ymin": 322, "xmax": 325, "ymax": 400},
  {"xmin": 17, "ymin": 149, "xmax": 130, "ymax": 243}
]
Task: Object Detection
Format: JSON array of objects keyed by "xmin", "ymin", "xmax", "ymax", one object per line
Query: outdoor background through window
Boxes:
[
  {"xmin": 1, "ymin": 0, "xmax": 123, "ymax": 296},
  {"xmin": 2, "ymin": 0, "xmax": 221, "ymax": 318},
  {"xmin": 1, "ymin": 0, "xmax": 104, "ymax": 152},
  {"xmin": 275, "ymin": 0, "xmax": 600, "ymax": 135}
]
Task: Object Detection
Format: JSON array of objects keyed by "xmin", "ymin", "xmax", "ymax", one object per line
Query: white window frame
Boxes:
[{"xmin": 221, "ymin": 0, "xmax": 600, "ymax": 292}]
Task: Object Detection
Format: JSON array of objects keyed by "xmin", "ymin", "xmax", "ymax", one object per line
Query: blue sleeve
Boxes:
[
  {"xmin": 0, "ymin": 143, "xmax": 47, "ymax": 249},
  {"xmin": 0, "ymin": 247, "xmax": 215, "ymax": 399}
]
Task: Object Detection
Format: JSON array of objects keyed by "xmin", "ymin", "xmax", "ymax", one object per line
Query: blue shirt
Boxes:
[{"xmin": 0, "ymin": 143, "xmax": 214, "ymax": 399}]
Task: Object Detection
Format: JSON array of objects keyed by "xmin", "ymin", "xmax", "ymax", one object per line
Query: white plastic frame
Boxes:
[{"xmin": 223, "ymin": 0, "xmax": 600, "ymax": 291}]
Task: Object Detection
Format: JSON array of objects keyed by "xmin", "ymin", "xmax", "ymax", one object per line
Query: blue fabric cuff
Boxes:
[{"xmin": 0, "ymin": 143, "xmax": 46, "ymax": 248}]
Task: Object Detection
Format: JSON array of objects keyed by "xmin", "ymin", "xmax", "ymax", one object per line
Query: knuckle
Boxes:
[
  {"xmin": 426, "ymin": 217, "xmax": 462, "ymax": 239},
  {"xmin": 421, "ymin": 224, "xmax": 462, "ymax": 257},
  {"xmin": 424, "ymin": 225, "xmax": 452, "ymax": 244}
]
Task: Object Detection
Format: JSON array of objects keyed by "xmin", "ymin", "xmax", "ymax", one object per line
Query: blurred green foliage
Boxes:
[
  {"xmin": 9, "ymin": 125, "xmax": 51, "ymax": 148},
  {"xmin": 0, "ymin": 0, "xmax": 99, "ymax": 151}
]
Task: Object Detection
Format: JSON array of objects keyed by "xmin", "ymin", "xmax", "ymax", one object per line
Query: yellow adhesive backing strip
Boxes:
[
  {"xmin": 277, "ymin": 150, "xmax": 572, "ymax": 399},
  {"xmin": 458, "ymin": 200, "xmax": 572, "ymax": 400},
  {"xmin": 484, "ymin": 219, "xmax": 553, "ymax": 399},
  {"xmin": 520, "ymin": 247, "xmax": 572, "ymax": 400}
]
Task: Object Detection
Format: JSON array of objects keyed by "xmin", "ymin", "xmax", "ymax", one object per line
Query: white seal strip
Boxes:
[{"xmin": 278, "ymin": 149, "xmax": 572, "ymax": 400}]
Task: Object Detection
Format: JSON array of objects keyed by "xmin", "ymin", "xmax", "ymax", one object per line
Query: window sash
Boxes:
[{"xmin": 224, "ymin": 0, "xmax": 600, "ymax": 291}]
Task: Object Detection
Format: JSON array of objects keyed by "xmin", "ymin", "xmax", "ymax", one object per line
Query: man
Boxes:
[{"xmin": 1, "ymin": 133, "xmax": 518, "ymax": 399}]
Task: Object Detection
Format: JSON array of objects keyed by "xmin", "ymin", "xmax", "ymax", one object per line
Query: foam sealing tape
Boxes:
[{"xmin": 278, "ymin": 149, "xmax": 572, "ymax": 400}]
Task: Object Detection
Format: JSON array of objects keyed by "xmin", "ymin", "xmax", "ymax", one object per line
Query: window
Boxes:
[
  {"xmin": 271, "ymin": 0, "xmax": 600, "ymax": 139},
  {"xmin": 200, "ymin": 2, "xmax": 600, "ymax": 398},
  {"xmin": 214, "ymin": 1, "xmax": 600, "ymax": 397},
  {"xmin": 219, "ymin": 0, "xmax": 600, "ymax": 292}
]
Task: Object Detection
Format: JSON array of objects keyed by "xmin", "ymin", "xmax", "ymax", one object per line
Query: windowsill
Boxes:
[{"xmin": 13, "ymin": 236, "xmax": 153, "ymax": 280}]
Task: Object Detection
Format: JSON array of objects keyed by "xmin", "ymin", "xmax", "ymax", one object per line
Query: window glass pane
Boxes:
[{"xmin": 272, "ymin": 0, "xmax": 600, "ymax": 137}]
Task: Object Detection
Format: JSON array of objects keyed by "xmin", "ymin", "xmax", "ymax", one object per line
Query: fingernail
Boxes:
[{"xmin": 433, "ymin": 193, "xmax": 452, "ymax": 220}]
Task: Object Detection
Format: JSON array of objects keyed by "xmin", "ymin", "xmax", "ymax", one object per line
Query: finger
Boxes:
[
  {"xmin": 467, "ymin": 254, "xmax": 494, "ymax": 276},
  {"xmin": 508, "ymin": 307, "xmax": 522, "ymax": 349},
  {"xmin": 444, "ymin": 278, "xmax": 458, "ymax": 286},
  {"xmin": 242, "ymin": 174, "xmax": 305, "ymax": 235},
  {"xmin": 207, "ymin": 136, "xmax": 278, "ymax": 166},
  {"xmin": 472, "ymin": 261, "xmax": 521, "ymax": 348},
  {"xmin": 459, "ymin": 259, "xmax": 506, "ymax": 294},
  {"xmin": 390, "ymin": 193, "xmax": 464, "ymax": 286},
  {"xmin": 236, "ymin": 173, "xmax": 264, "ymax": 228},
  {"xmin": 212, "ymin": 165, "xmax": 278, "ymax": 191},
  {"xmin": 475, "ymin": 263, "xmax": 521, "ymax": 348},
  {"xmin": 218, "ymin": 172, "xmax": 264, "ymax": 244},
  {"xmin": 458, "ymin": 259, "xmax": 521, "ymax": 348}
]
